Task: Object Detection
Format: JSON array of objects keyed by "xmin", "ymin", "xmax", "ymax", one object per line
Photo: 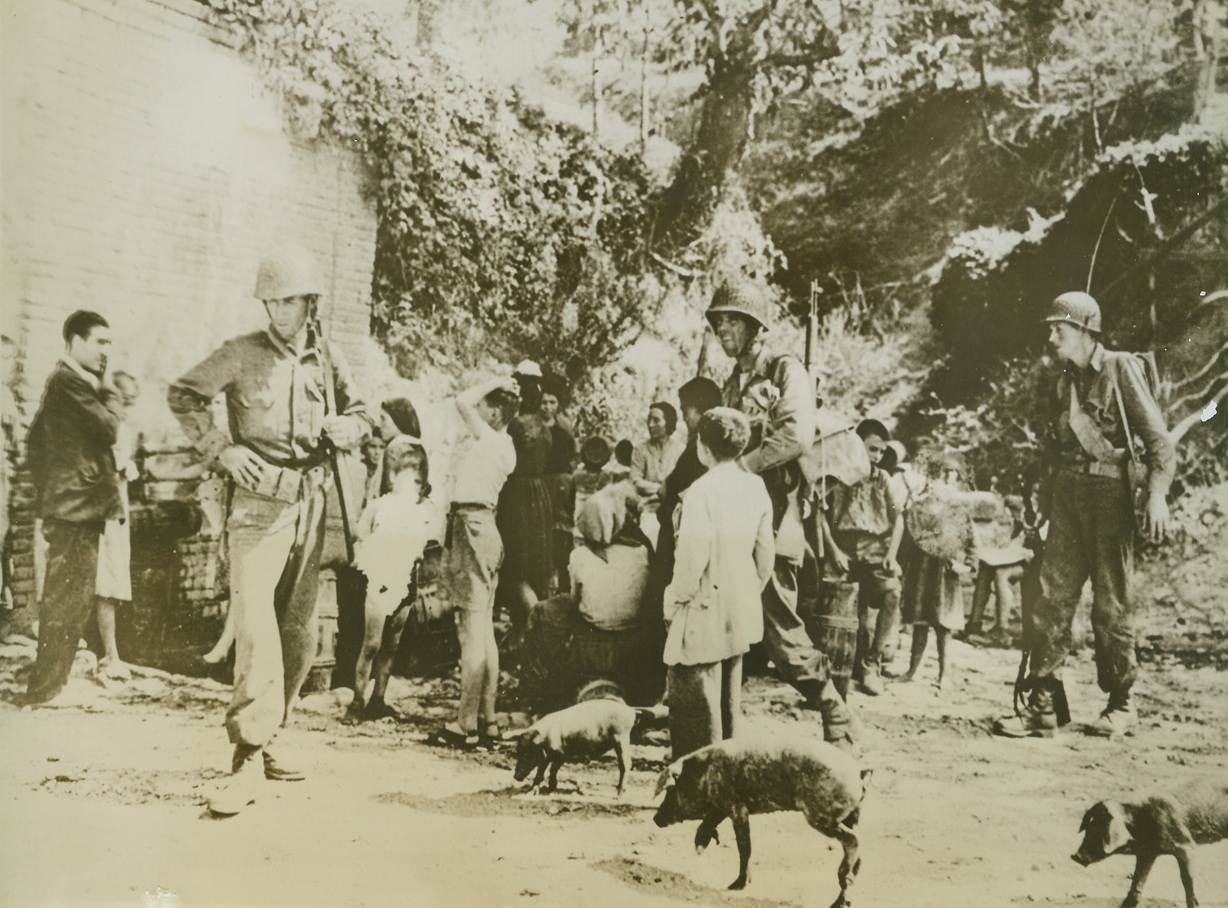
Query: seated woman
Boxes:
[{"xmin": 521, "ymin": 485, "xmax": 652, "ymax": 707}]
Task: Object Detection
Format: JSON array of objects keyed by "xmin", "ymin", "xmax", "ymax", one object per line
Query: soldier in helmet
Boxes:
[
  {"xmin": 994, "ymin": 291, "xmax": 1174, "ymax": 740},
  {"xmin": 705, "ymin": 279, "xmax": 855, "ymax": 748},
  {"xmin": 169, "ymin": 246, "xmax": 371, "ymax": 814}
]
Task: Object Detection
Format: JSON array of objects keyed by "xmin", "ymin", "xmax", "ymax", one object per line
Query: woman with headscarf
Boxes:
[{"xmin": 567, "ymin": 484, "xmax": 653, "ymax": 697}]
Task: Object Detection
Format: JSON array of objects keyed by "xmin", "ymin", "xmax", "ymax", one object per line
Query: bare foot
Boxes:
[
  {"xmin": 899, "ymin": 670, "xmax": 916, "ymax": 683},
  {"xmin": 98, "ymin": 657, "xmax": 131, "ymax": 681}
]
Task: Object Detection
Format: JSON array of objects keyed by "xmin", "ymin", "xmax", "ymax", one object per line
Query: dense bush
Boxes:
[{"xmin": 201, "ymin": 0, "xmax": 653, "ymax": 374}]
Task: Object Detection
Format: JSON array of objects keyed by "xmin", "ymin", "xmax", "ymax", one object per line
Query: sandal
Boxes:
[
  {"xmin": 428, "ymin": 724, "xmax": 479, "ymax": 749},
  {"xmin": 477, "ymin": 724, "xmax": 503, "ymax": 749}
]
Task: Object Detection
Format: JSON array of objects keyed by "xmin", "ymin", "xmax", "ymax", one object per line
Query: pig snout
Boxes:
[
  {"xmin": 513, "ymin": 740, "xmax": 541, "ymax": 782},
  {"xmin": 1071, "ymin": 845, "xmax": 1100, "ymax": 867},
  {"xmin": 654, "ymin": 789, "xmax": 680, "ymax": 828}
]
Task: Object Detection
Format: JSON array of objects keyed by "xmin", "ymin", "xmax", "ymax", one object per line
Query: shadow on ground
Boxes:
[
  {"xmin": 594, "ymin": 856, "xmax": 802, "ymax": 908},
  {"xmin": 373, "ymin": 785, "xmax": 652, "ymax": 819}
]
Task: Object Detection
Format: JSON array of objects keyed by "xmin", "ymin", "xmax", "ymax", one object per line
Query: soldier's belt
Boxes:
[
  {"xmin": 1060, "ymin": 461, "xmax": 1128, "ymax": 480},
  {"xmin": 248, "ymin": 461, "xmax": 330, "ymax": 502}
]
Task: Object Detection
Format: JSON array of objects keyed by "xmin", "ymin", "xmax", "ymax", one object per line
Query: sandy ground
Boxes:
[{"xmin": 0, "ymin": 628, "xmax": 1225, "ymax": 908}]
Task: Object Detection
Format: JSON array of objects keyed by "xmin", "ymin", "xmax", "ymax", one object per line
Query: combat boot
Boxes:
[
  {"xmin": 992, "ymin": 680, "xmax": 1058, "ymax": 738},
  {"xmin": 263, "ymin": 747, "xmax": 306, "ymax": 781},
  {"xmin": 1088, "ymin": 688, "xmax": 1136, "ymax": 738},
  {"xmin": 209, "ymin": 744, "xmax": 264, "ymax": 816},
  {"xmin": 815, "ymin": 680, "xmax": 857, "ymax": 750}
]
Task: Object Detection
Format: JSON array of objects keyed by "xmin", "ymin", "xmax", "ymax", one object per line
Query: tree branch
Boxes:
[
  {"xmin": 1100, "ymin": 195, "xmax": 1228, "ymax": 296},
  {"xmin": 1171, "ymin": 377, "xmax": 1228, "ymax": 446},
  {"xmin": 1168, "ymin": 370, "xmax": 1228, "ymax": 421},
  {"xmin": 1170, "ymin": 339, "xmax": 1228, "ymax": 393}
]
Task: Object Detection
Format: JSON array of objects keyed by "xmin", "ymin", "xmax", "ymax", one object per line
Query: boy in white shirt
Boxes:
[{"xmin": 663, "ymin": 407, "xmax": 775, "ymax": 759}]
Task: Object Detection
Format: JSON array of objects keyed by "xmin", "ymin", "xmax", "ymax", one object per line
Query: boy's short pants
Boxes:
[{"xmin": 446, "ymin": 506, "xmax": 503, "ymax": 614}]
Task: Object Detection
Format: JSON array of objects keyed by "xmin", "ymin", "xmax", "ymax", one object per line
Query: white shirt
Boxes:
[{"xmin": 450, "ymin": 417, "xmax": 515, "ymax": 508}]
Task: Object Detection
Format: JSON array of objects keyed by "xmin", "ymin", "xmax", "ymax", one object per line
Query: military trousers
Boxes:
[
  {"xmin": 1029, "ymin": 469, "xmax": 1137, "ymax": 694},
  {"xmin": 759, "ymin": 557, "xmax": 831, "ymax": 696},
  {"xmin": 224, "ymin": 482, "xmax": 327, "ymax": 748}
]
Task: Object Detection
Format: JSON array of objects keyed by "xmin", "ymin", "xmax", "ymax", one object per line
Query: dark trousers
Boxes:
[
  {"xmin": 25, "ymin": 519, "xmax": 103, "ymax": 705},
  {"xmin": 846, "ymin": 559, "xmax": 902, "ymax": 677},
  {"xmin": 668, "ymin": 655, "xmax": 742, "ymax": 760},
  {"xmin": 1030, "ymin": 470, "xmax": 1136, "ymax": 694},
  {"xmin": 330, "ymin": 565, "xmax": 367, "ymax": 691}
]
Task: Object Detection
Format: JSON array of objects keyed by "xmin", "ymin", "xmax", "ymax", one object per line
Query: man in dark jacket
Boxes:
[{"xmin": 23, "ymin": 310, "xmax": 123, "ymax": 706}]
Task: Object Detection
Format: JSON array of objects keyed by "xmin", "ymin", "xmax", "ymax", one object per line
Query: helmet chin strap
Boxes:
[{"xmin": 736, "ymin": 328, "xmax": 763, "ymax": 364}]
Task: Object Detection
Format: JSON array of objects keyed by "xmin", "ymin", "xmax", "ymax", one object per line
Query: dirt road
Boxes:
[{"xmin": 1, "ymin": 632, "xmax": 1225, "ymax": 908}]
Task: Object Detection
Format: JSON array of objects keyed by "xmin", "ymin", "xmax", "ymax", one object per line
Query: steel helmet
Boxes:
[
  {"xmin": 254, "ymin": 246, "xmax": 325, "ymax": 301},
  {"xmin": 1043, "ymin": 291, "xmax": 1102, "ymax": 334},
  {"xmin": 705, "ymin": 279, "xmax": 771, "ymax": 333}
]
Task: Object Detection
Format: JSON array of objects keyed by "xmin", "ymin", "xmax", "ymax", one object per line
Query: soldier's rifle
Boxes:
[{"xmin": 308, "ymin": 308, "xmax": 356, "ymax": 565}]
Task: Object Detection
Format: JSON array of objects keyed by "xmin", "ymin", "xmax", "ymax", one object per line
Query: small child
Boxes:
[
  {"xmin": 95, "ymin": 371, "xmax": 141, "ymax": 681},
  {"xmin": 821, "ymin": 418, "xmax": 905, "ymax": 696},
  {"xmin": 663, "ymin": 407, "xmax": 774, "ymax": 759},
  {"xmin": 347, "ymin": 435, "xmax": 436, "ymax": 722},
  {"xmin": 899, "ymin": 448, "xmax": 978, "ymax": 689}
]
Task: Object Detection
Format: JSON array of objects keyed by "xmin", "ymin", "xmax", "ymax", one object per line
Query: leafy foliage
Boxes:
[{"xmin": 200, "ymin": 0, "xmax": 654, "ymax": 374}]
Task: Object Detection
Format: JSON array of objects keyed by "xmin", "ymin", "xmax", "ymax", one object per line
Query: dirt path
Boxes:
[{"xmin": 1, "ymin": 633, "xmax": 1225, "ymax": 908}]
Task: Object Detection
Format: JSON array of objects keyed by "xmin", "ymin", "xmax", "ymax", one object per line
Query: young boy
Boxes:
[
  {"xmin": 822, "ymin": 418, "xmax": 905, "ymax": 696},
  {"xmin": 434, "ymin": 376, "xmax": 519, "ymax": 748},
  {"xmin": 663, "ymin": 407, "xmax": 774, "ymax": 759}
]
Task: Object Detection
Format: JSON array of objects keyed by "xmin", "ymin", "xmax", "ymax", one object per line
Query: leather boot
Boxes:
[
  {"xmin": 993, "ymin": 679, "xmax": 1058, "ymax": 738},
  {"xmin": 1088, "ymin": 687, "xmax": 1137, "ymax": 738},
  {"xmin": 263, "ymin": 748, "xmax": 306, "ymax": 782},
  {"xmin": 210, "ymin": 745, "xmax": 264, "ymax": 816},
  {"xmin": 815, "ymin": 679, "xmax": 856, "ymax": 749}
]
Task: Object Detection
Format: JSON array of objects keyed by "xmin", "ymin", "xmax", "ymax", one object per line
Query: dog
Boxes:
[
  {"xmin": 512, "ymin": 699, "xmax": 646, "ymax": 795},
  {"xmin": 1072, "ymin": 776, "xmax": 1228, "ymax": 908},
  {"xmin": 654, "ymin": 735, "xmax": 870, "ymax": 906}
]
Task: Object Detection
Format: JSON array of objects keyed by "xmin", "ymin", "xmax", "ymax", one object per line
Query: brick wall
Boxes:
[{"xmin": 1, "ymin": 0, "xmax": 381, "ymax": 630}]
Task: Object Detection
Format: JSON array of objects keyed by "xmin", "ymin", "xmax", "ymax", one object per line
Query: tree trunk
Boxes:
[
  {"xmin": 650, "ymin": 60, "xmax": 756, "ymax": 252},
  {"xmin": 417, "ymin": 0, "xmax": 444, "ymax": 47}
]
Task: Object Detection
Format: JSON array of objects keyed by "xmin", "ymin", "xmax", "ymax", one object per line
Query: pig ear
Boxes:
[
  {"xmin": 859, "ymin": 768, "xmax": 873, "ymax": 787},
  {"xmin": 654, "ymin": 763, "xmax": 682, "ymax": 797},
  {"xmin": 1078, "ymin": 805, "xmax": 1095, "ymax": 833},
  {"xmin": 503, "ymin": 727, "xmax": 530, "ymax": 740},
  {"xmin": 1104, "ymin": 803, "xmax": 1130, "ymax": 854}
]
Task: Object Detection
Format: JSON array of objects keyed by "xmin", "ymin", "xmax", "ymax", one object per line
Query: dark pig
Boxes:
[
  {"xmin": 512, "ymin": 699, "xmax": 638, "ymax": 795},
  {"xmin": 1072, "ymin": 776, "xmax": 1228, "ymax": 908},
  {"xmin": 653, "ymin": 736, "xmax": 870, "ymax": 905}
]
